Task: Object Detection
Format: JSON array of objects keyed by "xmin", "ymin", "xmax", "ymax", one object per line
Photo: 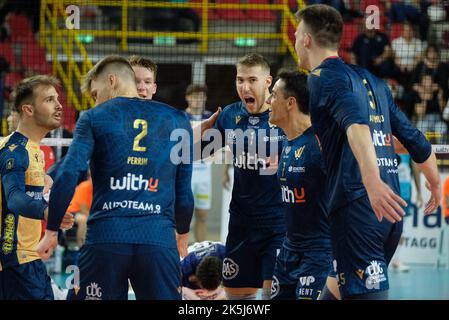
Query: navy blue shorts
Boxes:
[
  {"xmin": 0, "ymin": 259, "xmax": 53, "ymax": 300},
  {"xmin": 329, "ymin": 196, "xmax": 403, "ymax": 298},
  {"xmin": 271, "ymin": 246, "xmax": 333, "ymax": 300},
  {"xmin": 67, "ymin": 243, "xmax": 181, "ymax": 300},
  {"xmin": 222, "ymin": 223, "xmax": 284, "ymax": 288}
]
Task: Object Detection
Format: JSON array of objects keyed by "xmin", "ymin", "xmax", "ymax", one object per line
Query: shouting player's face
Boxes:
[
  {"xmin": 133, "ymin": 66, "xmax": 157, "ymax": 99},
  {"xmin": 33, "ymin": 85, "xmax": 63, "ymax": 130},
  {"xmin": 267, "ymin": 79, "xmax": 289, "ymax": 127},
  {"xmin": 236, "ymin": 65, "xmax": 272, "ymax": 114}
]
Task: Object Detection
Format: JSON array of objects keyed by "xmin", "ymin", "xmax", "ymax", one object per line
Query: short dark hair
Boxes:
[
  {"xmin": 236, "ymin": 53, "xmax": 270, "ymax": 73},
  {"xmin": 128, "ymin": 55, "xmax": 158, "ymax": 80},
  {"xmin": 196, "ymin": 256, "xmax": 223, "ymax": 291},
  {"xmin": 82, "ymin": 55, "xmax": 135, "ymax": 93},
  {"xmin": 276, "ymin": 70, "xmax": 309, "ymax": 114},
  {"xmin": 186, "ymin": 84, "xmax": 207, "ymax": 96},
  {"xmin": 295, "ymin": 4, "xmax": 343, "ymax": 50},
  {"xmin": 12, "ymin": 75, "xmax": 60, "ymax": 114}
]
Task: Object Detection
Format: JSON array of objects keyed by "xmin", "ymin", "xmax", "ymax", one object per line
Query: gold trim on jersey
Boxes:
[
  {"xmin": 0, "ymin": 134, "xmax": 44, "ymax": 265},
  {"xmin": 25, "ymin": 140, "xmax": 45, "ymax": 186}
]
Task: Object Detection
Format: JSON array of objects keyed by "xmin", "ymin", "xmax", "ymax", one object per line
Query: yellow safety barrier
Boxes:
[{"xmin": 40, "ymin": 0, "xmax": 304, "ymax": 110}]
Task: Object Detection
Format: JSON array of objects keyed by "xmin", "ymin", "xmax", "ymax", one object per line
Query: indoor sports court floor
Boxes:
[
  {"xmin": 52, "ymin": 265, "xmax": 449, "ymax": 300},
  {"xmin": 389, "ymin": 266, "xmax": 449, "ymax": 299}
]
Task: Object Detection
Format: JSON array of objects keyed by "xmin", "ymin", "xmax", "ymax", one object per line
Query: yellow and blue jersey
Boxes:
[
  {"xmin": 308, "ymin": 57, "xmax": 432, "ymax": 213},
  {"xmin": 0, "ymin": 132, "xmax": 47, "ymax": 270},
  {"xmin": 212, "ymin": 102, "xmax": 286, "ymax": 227},
  {"xmin": 47, "ymin": 97, "xmax": 194, "ymax": 248},
  {"xmin": 278, "ymin": 127, "xmax": 331, "ymax": 252}
]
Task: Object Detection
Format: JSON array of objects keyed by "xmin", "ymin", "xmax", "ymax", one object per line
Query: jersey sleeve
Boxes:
[
  {"xmin": 174, "ymin": 113, "xmax": 194, "ymax": 234},
  {"xmin": 384, "ymin": 81, "xmax": 432, "ymax": 163},
  {"xmin": 309, "ymin": 68, "xmax": 369, "ymax": 130},
  {"xmin": 0, "ymin": 146, "xmax": 47, "ymax": 220},
  {"xmin": 47, "ymin": 112, "xmax": 95, "ymax": 231}
]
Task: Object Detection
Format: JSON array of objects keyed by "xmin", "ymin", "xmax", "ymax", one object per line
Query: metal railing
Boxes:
[{"xmin": 40, "ymin": 0, "xmax": 303, "ymax": 110}]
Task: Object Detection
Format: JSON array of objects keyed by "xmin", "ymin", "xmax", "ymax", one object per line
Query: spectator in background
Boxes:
[
  {"xmin": 385, "ymin": 0, "xmax": 430, "ymax": 41},
  {"xmin": 184, "ymin": 84, "xmax": 212, "ymax": 242},
  {"xmin": 392, "ymin": 22, "xmax": 424, "ymax": 87},
  {"xmin": 350, "ymin": 25, "xmax": 400, "ymax": 80},
  {"xmin": 406, "ymin": 73, "xmax": 448, "ymax": 143},
  {"xmin": 412, "ymin": 44, "xmax": 449, "ymax": 100}
]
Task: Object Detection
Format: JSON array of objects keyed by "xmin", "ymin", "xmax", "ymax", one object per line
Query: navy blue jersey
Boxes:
[
  {"xmin": 211, "ymin": 102, "xmax": 285, "ymax": 226},
  {"xmin": 308, "ymin": 58, "xmax": 432, "ymax": 213},
  {"xmin": 181, "ymin": 241, "xmax": 225, "ymax": 289},
  {"xmin": 0, "ymin": 132, "xmax": 48, "ymax": 269},
  {"xmin": 277, "ymin": 127, "xmax": 331, "ymax": 251},
  {"xmin": 48, "ymin": 97, "xmax": 194, "ymax": 248}
]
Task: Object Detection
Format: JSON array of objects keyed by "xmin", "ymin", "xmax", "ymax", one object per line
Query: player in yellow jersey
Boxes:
[{"xmin": 0, "ymin": 75, "xmax": 74, "ymax": 299}]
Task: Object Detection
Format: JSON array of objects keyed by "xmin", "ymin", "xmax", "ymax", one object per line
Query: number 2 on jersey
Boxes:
[{"xmin": 133, "ymin": 119, "xmax": 147, "ymax": 152}]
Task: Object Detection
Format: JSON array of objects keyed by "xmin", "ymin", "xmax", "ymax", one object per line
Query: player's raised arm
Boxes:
[{"xmin": 37, "ymin": 112, "xmax": 94, "ymax": 260}]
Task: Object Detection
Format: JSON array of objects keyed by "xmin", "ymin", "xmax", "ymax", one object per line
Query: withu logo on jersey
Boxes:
[
  {"xmin": 234, "ymin": 152, "xmax": 279, "ymax": 174},
  {"xmin": 281, "ymin": 185, "xmax": 305, "ymax": 204},
  {"xmin": 372, "ymin": 129, "xmax": 392, "ymax": 147},
  {"xmin": 110, "ymin": 174, "xmax": 158, "ymax": 192},
  {"xmin": 222, "ymin": 258, "xmax": 239, "ymax": 280}
]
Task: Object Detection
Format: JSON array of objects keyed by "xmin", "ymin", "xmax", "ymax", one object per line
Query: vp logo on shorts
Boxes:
[{"xmin": 222, "ymin": 258, "xmax": 239, "ymax": 280}]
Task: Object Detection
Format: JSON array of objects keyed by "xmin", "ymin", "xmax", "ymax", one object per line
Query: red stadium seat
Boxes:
[
  {"xmin": 217, "ymin": 0, "xmax": 247, "ymax": 21},
  {"xmin": 21, "ymin": 40, "xmax": 52, "ymax": 75},
  {"xmin": 246, "ymin": 0, "xmax": 277, "ymax": 22},
  {"xmin": 5, "ymin": 13, "xmax": 34, "ymax": 43}
]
